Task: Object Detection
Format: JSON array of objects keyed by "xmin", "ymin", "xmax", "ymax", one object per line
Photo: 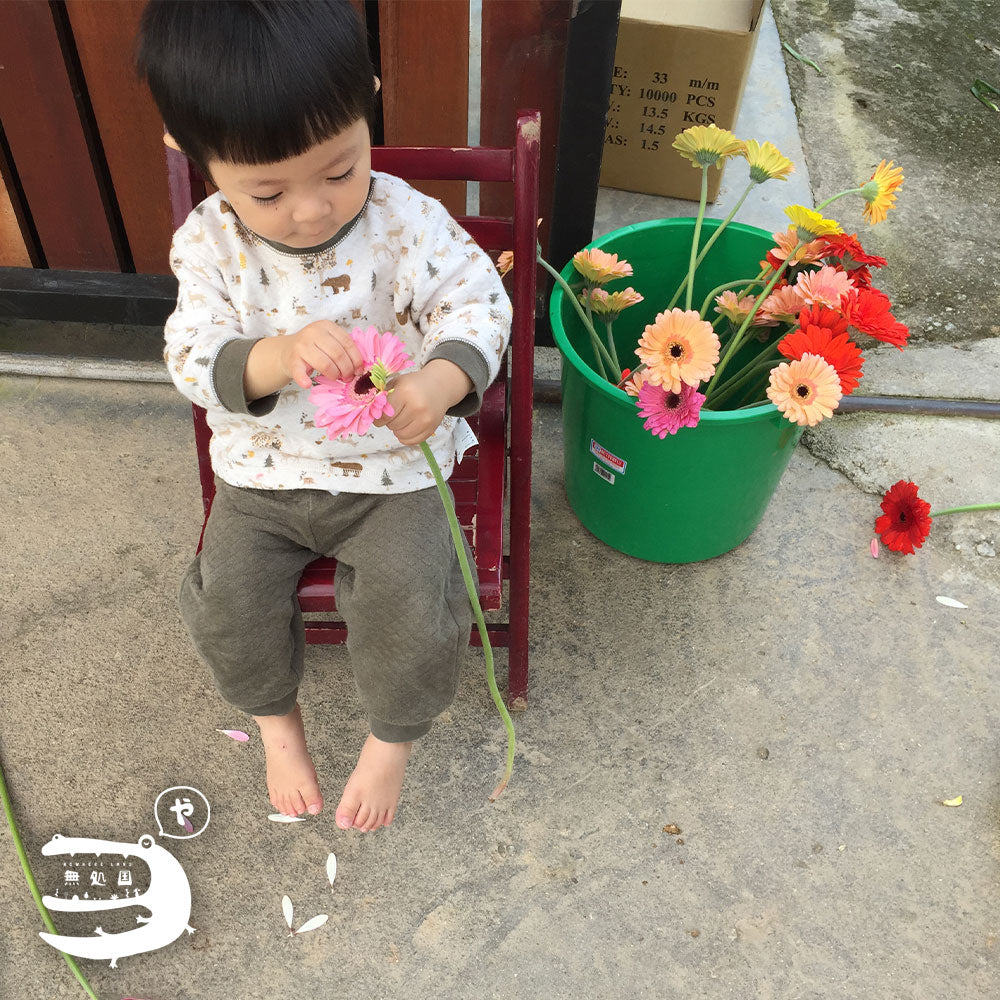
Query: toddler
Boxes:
[{"xmin": 137, "ymin": 0, "xmax": 511, "ymax": 832}]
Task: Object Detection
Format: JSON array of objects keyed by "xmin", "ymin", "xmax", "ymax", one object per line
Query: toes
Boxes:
[
  {"xmin": 335, "ymin": 790, "xmax": 361, "ymax": 830},
  {"xmin": 383, "ymin": 807, "xmax": 395, "ymax": 827},
  {"xmin": 362, "ymin": 809, "xmax": 381, "ymax": 833},
  {"xmin": 353, "ymin": 804, "xmax": 372, "ymax": 830},
  {"xmin": 289, "ymin": 791, "xmax": 308, "ymax": 816}
]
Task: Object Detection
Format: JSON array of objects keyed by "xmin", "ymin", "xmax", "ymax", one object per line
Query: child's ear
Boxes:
[
  {"xmin": 162, "ymin": 132, "xmax": 183, "ymax": 152},
  {"xmin": 373, "ymin": 76, "xmax": 381, "ymax": 94}
]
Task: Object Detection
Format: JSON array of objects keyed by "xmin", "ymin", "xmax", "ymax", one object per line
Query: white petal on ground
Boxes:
[
  {"xmin": 268, "ymin": 814, "xmax": 307, "ymax": 823},
  {"xmin": 326, "ymin": 852, "xmax": 338, "ymax": 887},
  {"xmin": 294, "ymin": 914, "xmax": 329, "ymax": 935},
  {"xmin": 935, "ymin": 596, "xmax": 968, "ymax": 609},
  {"xmin": 281, "ymin": 895, "xmax": 294, "ymax": 929}
]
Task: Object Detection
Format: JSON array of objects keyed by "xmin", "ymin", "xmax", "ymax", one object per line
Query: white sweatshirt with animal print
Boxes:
[{"xmin": 164, "ymin": 170, "xmax": 511, "ymax": 494}]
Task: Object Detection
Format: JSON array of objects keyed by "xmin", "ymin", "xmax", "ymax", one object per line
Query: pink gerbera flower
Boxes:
[
  {"xmin": 794, "ymin": 265, "xmax": 854, "ymax": 308},
  {"xmin": 636, "ymin": 381, "xmax": 706, "ymax": 437},
  {"xmin": 757, "ymin": 284, "xmax": 807, "ymax": 324},
  {"xmin": 310, "ymin": 326, "xmax": 412, "ymax": 439}
]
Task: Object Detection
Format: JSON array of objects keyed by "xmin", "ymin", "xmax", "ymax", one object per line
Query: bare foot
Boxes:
[
  {"xmin": 253, "ymin": 704, "xmax": 324, "ymax": 818},
  {"xmin": 335, "ymin": 733, "xmax": 412, "ymax": 832}
]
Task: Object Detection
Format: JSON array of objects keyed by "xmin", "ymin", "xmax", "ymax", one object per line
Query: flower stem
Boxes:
[
  {"xmin": 685, "ymin": 166, "xmax": 710, "ymax": 310},
  {"xmin": 668, "ymin": 180, "xmax": 756, "ymax": 310},
  {"xmin": 705, "ymin": 250, "xmax": 798, "ymax": 397},
  {"xmin": 928, "ymin": 503, "xmax": 1000, "ymax": 517},
  {"xmin": 705, "ymin": 347, "xmax": 783, "ymax": 410},
  {"xmin": 604, "ymin": 320, "xmax": 622, "ymax": 373},
  {"xmin": 0, "ymin": 750, "xmax": 100, "ymax": 999},
  {"xmin": 537, "ymin": 254, "xmax": 617, "ymax": 380},
  {"xmin": 815, "ymin": 187, "xmax": 865, "ymax": 212},
  {"xmin": 419, "ymin": 442, "xmax": 514, "ymax": 800},
  {"xmin": 698, "ymin": 278, "xmax": 766, "ymax": 320}
]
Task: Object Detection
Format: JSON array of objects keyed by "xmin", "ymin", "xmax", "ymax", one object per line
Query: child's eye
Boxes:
[
  {"xmin": 251, "ymin": 192, "xmax": 281, "ymax": 205},
  {"xmin": 327, "ymin": 167, "xmax": 356, "ymax": 184}
]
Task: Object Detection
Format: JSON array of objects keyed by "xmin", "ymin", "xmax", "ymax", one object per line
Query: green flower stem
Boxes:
[
  {"xmin": 668, "ymin": 180, "xmax": 757, "ymax": 310},
  {"xmin": 604, "ymin": 320, "xmax": 622, "ymax": 373},
  {"xmin": 537, "ymin": 255, "xmax": 618, "ymax": 381},
  {"xmin": 928, "ymin": 503, "xmax": 1000, "ymax": 517},
  {"xmin": 419, "ymin": 442, "xmax": 514, "ymax": 801},
  {"xmin": 815, "ymin": 187, "xmax": 865, "ymax": 212},
  {"xmin": 698, "ymin": 278, "xmax": 766, "ymax": 320},
  {"xmin": 705, "ymin": 250, "xmax": 798, "ymax": 396},
  {"xmin": 0, "ymin": 751, "xmax": 100, "ymax": 999},
  {"xmin": 685, "ymin": 166, "xmax": 710, "ymax": 310},
  {"xmin": 704, "ymin": 350, "xmax": 782, "ymax": 410}
]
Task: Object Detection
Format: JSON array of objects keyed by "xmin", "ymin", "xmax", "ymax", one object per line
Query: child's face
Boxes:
[{"xmin": 207, "ymin": 118, "xmax": 372, "ymax": 249}]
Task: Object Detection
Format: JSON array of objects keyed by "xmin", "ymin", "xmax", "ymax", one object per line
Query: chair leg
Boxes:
[{"xmin": 506, "ymin": 453, "xmax": 532, "ymax": 711}]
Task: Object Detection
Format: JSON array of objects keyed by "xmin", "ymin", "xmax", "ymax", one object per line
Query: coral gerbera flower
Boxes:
[
  {"xmin": 794, "ymin": 264, "xmax": 855, "ymax": 308},
  {"xmin": 672, "ymin": 124, "xmax": 743, "ymax": 168},
  {"xmin": 875, "ymin": 479, "xmax": 932, "ymax": 554},
  {"xmin": 583, "ymin": 286, "xmax": 644, "ymax": 318},
  {"xmin": 764, "ymin": 225, "xmax": 826, "ymax": 272},
  {"xmin": 784, "ymin": 204, "xmax": 844, "ymax": 239},
  {"xmin": 635, "ymin": 309, "xmax": 720, "ymax": 393},
  {"xmin": 860, "ymin": 159, "xmax": 904, "ymax": 225},
  {"xmin": 621, "ymin": 367, "xmax": 647, "ymax": 397},
  {"xmin": 842, "ymin": 287, "xmax": 910, "ymax": 349},
  {"xmin": 741, "ymin": 140, "xmax": 794, "ymax": 182},
  {"xmin": 714, "ymin": 289, "xmax": 759, "ymax": 324},
  {"xmin": 797, "ymin": 303, "xmax": 850, "ymax": 339},
  {"xmin": 310, "ymin": 326, "xmax": 412, "ymax": 439},
  {"xmin": 572, "ymin": 248, "xmax": 633, "ymax": 284},
  {"xmin": 778, "ymin": 324, "xmax": 864, "ymax": 395},
  {"xmin": 757, "ymin": 284, "xmax": 807, "ymax": 324},
  {"xmin": 636, "ymin": 381, "xmax": 706, "ymax": 437},
  {"xmin": 766, "ymin": 353, "xmax": 843, "ymax": 426}
]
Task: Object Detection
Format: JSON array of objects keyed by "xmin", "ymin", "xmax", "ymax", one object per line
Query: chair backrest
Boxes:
[{"xmin": 166, "ymin": 111, "xmax": 541, "ymax": 534}]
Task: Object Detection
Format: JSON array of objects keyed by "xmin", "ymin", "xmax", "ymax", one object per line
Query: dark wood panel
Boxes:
[
  {"xmin": 377, "ymin": 0, "xmax": 469, "ymax": 216},
  {"xmin": 0, "ymin": 1, "xmax": 120, "ymax": 271},
  {"xmin": 65, "ymin": 0, "xmax": 174, "ymax": 275},
  {"xmin": 480, "ymin": 0, "xmax": 571, "ymax": 256}
]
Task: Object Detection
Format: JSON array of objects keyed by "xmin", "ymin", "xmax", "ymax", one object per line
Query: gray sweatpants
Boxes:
[{"xmin": 178, "ymin": 479, "xmax": 475, "ymax": 742}]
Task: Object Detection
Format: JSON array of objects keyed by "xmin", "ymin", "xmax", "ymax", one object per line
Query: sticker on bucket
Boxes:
[
  {"xmin": 593, "ymin": 461, "xmax": 615, "ymax": 484},
  {"xmin": 590, "ymin": 439, "xmax": 626, "ymax": 475}
]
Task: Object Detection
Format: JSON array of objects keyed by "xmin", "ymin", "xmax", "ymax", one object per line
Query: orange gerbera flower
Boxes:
[
  {"xmin": 572, "ymin": 248, "xmax": 633, "ymax": 284},
  {"xmin": 635, "ymin": 309, "xmax": 720, "ymax": 393},
  {"xmin": 766, "ymin": 353, "xmax": 843, "ymax": 426},
  {"xmin": 764, "ymin": 225, "xmax": 826, "ymax": 272},
  {"xmin": 757, "ymin": 284, "xmax": 807, "ymax": 324},
  {"xmin": 860, "ymin": 160, "xmax": 904, "ymax": 225},
  {"xmin": 496, "ymin": 250, "xmax": 513, "ymax": 276}
]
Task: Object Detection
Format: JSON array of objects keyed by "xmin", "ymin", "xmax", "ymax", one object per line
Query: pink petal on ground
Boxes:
[
  {"xmin": 870, "ymin": 537, "xmax": 879, "ymax": 558},
  {"xmin": 217, "ymin": 729, "xmax": 251, "ymax": 742},
  {"xmin": 182, "ymin": 817, "xmax": 194, "ymax": 833}
]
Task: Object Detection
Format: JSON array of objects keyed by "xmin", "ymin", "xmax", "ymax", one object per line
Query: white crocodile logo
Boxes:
[{"xmin": 38, "ymin": 833, "xmax": 194, "ymax": 968}]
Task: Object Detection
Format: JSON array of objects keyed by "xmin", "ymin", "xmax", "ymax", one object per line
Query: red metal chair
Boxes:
[{"xmin": 165, "ymin": 110, "xmax": 540, "ymax": 707}]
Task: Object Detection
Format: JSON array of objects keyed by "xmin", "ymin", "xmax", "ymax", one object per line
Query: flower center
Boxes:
[
  {"xmin": 666, "ymin": 392, "xmax": 681, "ymax": 410},
  {"xmin": 354, "ymin": 372, "xmax": 375, "ymax": 394},
  {"xmin": 899, "ymin": 511, "xmax": 907, "ymax": 522},
  {"xmin": 796, "ymin": 383, "xmax": 811, "ymax": 399},
  {"xmin": 668, "ymin": 342, "xmax": 684, "ymax": 360}
]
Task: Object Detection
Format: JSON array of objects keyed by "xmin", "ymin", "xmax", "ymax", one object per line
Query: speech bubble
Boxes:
[{"xmin": 153, "ymin": 786, "xmax": 211, "ymax": 840}]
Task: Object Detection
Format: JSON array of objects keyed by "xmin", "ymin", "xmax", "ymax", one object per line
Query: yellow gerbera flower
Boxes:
[
  {"xmin": 766, "ymin": 354, "xmax": 842, "ymax": 426},
  {"xmin": 784, "ymin": 204, "xmax": 844, "ymax": 240},
  {"xmin": 741, "ymin": 140, "xmax": 794, "ymax": 183},
  {"xmin": 672, "ymin": 124, "xmax": 743, "ymax": 169},
  {"xmin": 635, "ymin": 309, "xmax": 720, "ymax": 393},
  {"xmin": 572, "ymin": 248, "xmax": 633, "ymax": 284},
  {"xmin": 860, "ymin": 159, "xmax": 904, "ymax": 224}
]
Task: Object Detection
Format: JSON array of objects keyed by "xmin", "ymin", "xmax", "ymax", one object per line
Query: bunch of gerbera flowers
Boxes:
[{"xmin": 525, "ymin": 124, "xmax": 908, "ymax": 437}]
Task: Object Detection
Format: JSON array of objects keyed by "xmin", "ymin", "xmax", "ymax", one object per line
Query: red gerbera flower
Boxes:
[
  {"xmin": 842, "ymin": 287, "xmax": 909, "ymax": 349},
  {"xmin": 778, "ymin": 325, "xmax": 864, "ymax": 395},
  {"xmin": 797, "ymin": 303, "xmax": 849, "ymax": 338},
  {"xmin": 874, "ymin": 480, "xmax": 932, "ymax": 554},
  {"xmin": 818, "ymin": 232, "xmax": 887, "ymax": 270}
]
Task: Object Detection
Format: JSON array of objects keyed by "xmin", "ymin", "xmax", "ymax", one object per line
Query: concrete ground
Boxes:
[{"xmin": 2, "ymin": 3, "xmax": 999, "ymax": 998}]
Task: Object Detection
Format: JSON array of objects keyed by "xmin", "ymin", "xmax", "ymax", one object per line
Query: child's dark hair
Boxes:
[{"xmin": 136, "ymin": 0, "xmax": 375, "ymax": 176}]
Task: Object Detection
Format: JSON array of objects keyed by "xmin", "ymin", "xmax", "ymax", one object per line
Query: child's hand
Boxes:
[
  {"xmin": 375, "ymin": 360, "xmax": 472, "ymax": 446},
  {"xmin": 282, "ymin": 321, "xmax": 366, "ymax": 389}
]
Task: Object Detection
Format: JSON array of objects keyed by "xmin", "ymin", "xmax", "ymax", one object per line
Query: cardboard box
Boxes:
[{"xmin": 599, "ymin": 0, "xmax": 765, "ymax": 202}]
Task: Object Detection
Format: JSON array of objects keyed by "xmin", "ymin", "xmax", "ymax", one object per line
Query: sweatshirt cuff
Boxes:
[
  {"xmin": 425, "ymin": 341, "xmax": 491, "ymax": 417},
  {"xmin": 213, "ymin": 337, "xmax": 279, "ymax": 416}
]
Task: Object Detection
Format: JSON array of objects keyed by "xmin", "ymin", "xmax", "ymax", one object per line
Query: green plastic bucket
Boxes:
[{"xmin": 550, "ymin": 217, "xmax": 803, "ymax": 563}]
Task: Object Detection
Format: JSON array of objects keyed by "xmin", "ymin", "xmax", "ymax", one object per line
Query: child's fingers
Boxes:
[
  {"xmin": 290, "ymin": 359, "xmax": 313, "ymax": 388},
  {"xmin": 321, "ymin": 324, "xmax": 365, "ymax": 374}
]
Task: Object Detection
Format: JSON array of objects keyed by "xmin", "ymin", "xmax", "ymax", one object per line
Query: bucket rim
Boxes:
[{"xmin": 549, "ymin": 216, "xmax": 782, "ymax": 424}]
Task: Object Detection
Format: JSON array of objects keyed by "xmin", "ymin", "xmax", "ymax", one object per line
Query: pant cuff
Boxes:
[
  {"xmin": 370, "ymin": 718, "xmax": 432, "ymax": 742},
  {"xmin": 244, "ymin": 689, "xmax": 299, "ymax": 717}
]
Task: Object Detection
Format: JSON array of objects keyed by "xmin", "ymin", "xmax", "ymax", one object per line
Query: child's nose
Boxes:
[{"xmin": 292, "ymin": 195, "xmax": 331, "ymax": 224}]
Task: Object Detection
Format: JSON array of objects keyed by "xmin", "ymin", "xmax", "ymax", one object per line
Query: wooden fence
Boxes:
[{"xmin": 0, "ymin": 0, "xmax": 573, "ymax": 277}]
